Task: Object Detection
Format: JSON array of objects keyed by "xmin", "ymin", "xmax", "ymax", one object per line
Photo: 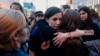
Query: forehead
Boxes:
[
  {"xmin": 51, "ymin": 12, "xmax": 62, "ymax": 18},
  {"xmin": 79, "ymin": 10, "xmax": 87, "ymax": 14},
  {"xmin": 12, "ymin": 4, "xmax": 19, "ymax": 6},
  {"xmin": 11, "ymin": 4, "xmax": 20, "ymax": 8}
]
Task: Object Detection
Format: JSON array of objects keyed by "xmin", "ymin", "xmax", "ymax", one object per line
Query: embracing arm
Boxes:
[
  {"xmin": 66, "ymin": 29, "xmax": 94, "ymax": 38},
  {"xmin": 53, "ymin": 29, "xmax": 85, "ymax": 47},
  {"xmin": 37, "ymin": 19, "xmax": 55, "ymax": 40},
  {"xmin": 68, "ymin": 29, "xmax": 85, "ymax": 37},
  {"xmin": 53, "ymin": 29, "xmax": 94, "ymax": 47}
]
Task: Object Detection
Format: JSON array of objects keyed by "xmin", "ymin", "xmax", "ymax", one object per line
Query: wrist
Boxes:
[
  {"xmin": 68, "ymin": 32, "xmax": 71, "ymax": 37},
  {"xmin": 81, "ymin": 30, "xmax": 85, "ymax": 35},
  {"xmin": 64, "ymin": 32, "xmax": 72, "ymax": 39},
  {"xmin": 77, "ymin": 30, "xmax": 85, "ymax": 36}
]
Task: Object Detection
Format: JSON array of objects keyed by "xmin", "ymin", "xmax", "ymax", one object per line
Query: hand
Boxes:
[
  {"xmin": 52, "ymin": 32, "xmax": 69, "ymax": 48},
  {"xmin": 29, "ymin": 50, "xmax": 35, "ymax": 56}
]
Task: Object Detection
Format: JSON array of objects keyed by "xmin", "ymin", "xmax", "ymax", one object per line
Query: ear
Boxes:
[
  {"xmin": 13, "ymin": 33, "xmax": 19, "ymax": 41},
  {"xmin": 45, "ymin": 19, "xmax": 48, "ymax": 23}
]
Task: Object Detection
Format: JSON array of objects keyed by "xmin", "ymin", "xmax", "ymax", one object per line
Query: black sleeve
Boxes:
[
  {"xmin": 82, "ymin": 23, "xmax": 100, "ymax": 41},
  {"xmin": 28, "ymin": 35, "xmax": 41, "ymax": 51},
  {"xmin": 92, "ymin": 23, "xmax": 100, "ymax": 39},
  {"xmin": 28, "ymin": 27, "xmax": 41, "ymax": 52},
  {"xmin": 37, "ymin": 19, "xmax": 56, "ymax": 40}
]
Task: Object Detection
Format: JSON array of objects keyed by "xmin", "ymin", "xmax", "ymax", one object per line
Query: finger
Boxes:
[
  {"xmin": 53, "ymin": 38, "xmax": 59, "ymax": 44},
  {"xmin": 54, "ymin": 41, "xmax": 60, "ymax": 46},
  {"xmin": 58, "ymin": 42, "xmax": 62, "ymax": 48},
  {"xmin": 54, "ymin": 32, "xmax": 59, "ymax": 35},
  {"xmin": 52, "ymin": 37, "xmax": 57, "ymax": 41}
]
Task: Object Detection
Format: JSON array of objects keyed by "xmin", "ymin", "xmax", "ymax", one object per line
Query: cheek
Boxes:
[
  {"xmin": 19, "ymin": 33, "xmax": 28, "ymax": 43},
  {"xmin": 81, "ymin": 15, "xmax": 86, "ymax": 19},
  {"xmin": 18, "ymin": 35, "xmax": 26, "ymax": 43},
  {"xmin": 83, "ymin": 15, "xmax": 88, "ymax": 20},
  {"xmin": 48, "ymin": 20, "xmax": 55, "ymax": 27},
  {"xmin": 85, "ymin": 14, "xmax": 88, "ymax": 18},
  {"xmin": 12, "ymin": 7, "xmax": 16, "ymax": 9}
]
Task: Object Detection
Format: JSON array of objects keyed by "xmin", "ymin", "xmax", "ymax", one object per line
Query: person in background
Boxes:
[
  {"xmin": 78, "ymin": 6, "xmax": 100, "ymax": 56},
  {"xmin": 35, "ymin": 11, "xmax": 44, "ymax": 21},
  {"xmin": 28, "ymin": 11, "xmax": 35, "ymax": 30},
  {"xmin": 61, "ymin": 4, "xmax": 70, "ymax": 13},
  {"xmin": 0, "ymin": 9, "xmax": 29, "ymax": 56},
  {"xmin": 10, "ymin": 2, "xmax": 31, "ymax": 53},
  {"xmin": 28, "ymin": 11, "xmax": 35, "ymax": 25},
  {"xmin": 30, "ymin": 11, "xmax": 44, "ymax": 32},
  {"xmin": 91, "ymin": 9, "xmax": 100, "ymax": 29},
  {"xmin": 10, "ymin": 2, "xmax": 29, "ymax": 25}
]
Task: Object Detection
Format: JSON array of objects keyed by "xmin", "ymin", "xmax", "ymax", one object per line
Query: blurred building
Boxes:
[
  {"xmin": 86, "ymin": 0, "xmax": 100, "ymax": 15},
  {"xmin": 23, "ymin": 2, "xmax": 35, "ymax": 11},
  {"xmin": 73, "ymin": 0, "xmax": 100, "ymax": 12},
  {"xmin": 67, "ymin": 0, "xmax": 100, "ymax": 15},
  {"xmin": 66, "ymin": 0, "xmax": 73, "ymax": 9},
  {"xmin": 0, "ymin": 0, "xmax": 19, "ymax": 9},
  {"xmin": 66, "ymin": 0, "xmax": 84, "ymax": 9},
  {"xmin": 66, "ymin": 0, "xmax": 87, "ymax": 9},
  {"xmin": 23, "ymin": 2, "xmax": 36, "ymax": 17}
]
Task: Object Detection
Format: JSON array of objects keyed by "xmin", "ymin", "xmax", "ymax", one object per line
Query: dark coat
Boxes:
[{"xmin": 0, "ymin": 48, "xmax": 29, "ymax": 56}]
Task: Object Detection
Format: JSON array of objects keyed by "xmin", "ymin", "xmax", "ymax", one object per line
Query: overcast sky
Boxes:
[
  {"xmin": 33, "ymin": 0, "xmax": 67, "ymax": 12},
  {"xmin": 20, "ymin": 0, "xmax": 67, "ymax": 12}
]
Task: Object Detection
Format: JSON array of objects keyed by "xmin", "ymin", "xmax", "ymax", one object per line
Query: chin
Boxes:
[{"xmin": 54, "ymin": 27, "xmax": 58, "ymax": 29}]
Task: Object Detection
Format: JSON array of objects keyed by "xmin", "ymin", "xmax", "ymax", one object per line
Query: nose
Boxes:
[{"xmin": 56, "ymin": 20, "xmax": 61, "ymax": 26}]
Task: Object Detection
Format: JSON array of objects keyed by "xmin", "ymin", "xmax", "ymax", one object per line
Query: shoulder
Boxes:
[
  {"xmin": 91, "ymin": 23, "xmax": 100, "ymax": 34},
  {"xmin": 92, "ymin": 23, "xmax": 99, "ymax": 29},
  {"xmin": 31, "ymin": 26, "xmax": 40, "ymax": 35},
  {"xmin": 0, "ymin": 49, "xmax": 29, "ymax": 56},
  {"xmin": 15, "ymin": 49, "xmax": 29, "ymax": 56}
]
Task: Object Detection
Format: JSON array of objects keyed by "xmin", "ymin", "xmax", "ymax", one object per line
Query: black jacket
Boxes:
[{"xmin": 79, "ymin": 20, "xmax": 100, "ymax": 41}]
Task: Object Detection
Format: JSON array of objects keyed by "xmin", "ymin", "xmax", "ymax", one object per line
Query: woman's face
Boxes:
[
  {"xmin": 79, "ymin": 10, "xmax": 88, "ymax": 21},
  {"xmin": 18, "ymin": 28, "xmax": 29, "ymax": 43},
  {"xmin": 46, "ymin": 12, "xmax": 62, "ymax": 29},
  {"xmin": 11, "ymin": 4, "xmax": 20, "ymax": 10}
]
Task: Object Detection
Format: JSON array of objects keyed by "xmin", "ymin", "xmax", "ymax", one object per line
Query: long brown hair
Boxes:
[{"xmin": 59, "ymin": 9, "xmax": 81, "ymax": 32}]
